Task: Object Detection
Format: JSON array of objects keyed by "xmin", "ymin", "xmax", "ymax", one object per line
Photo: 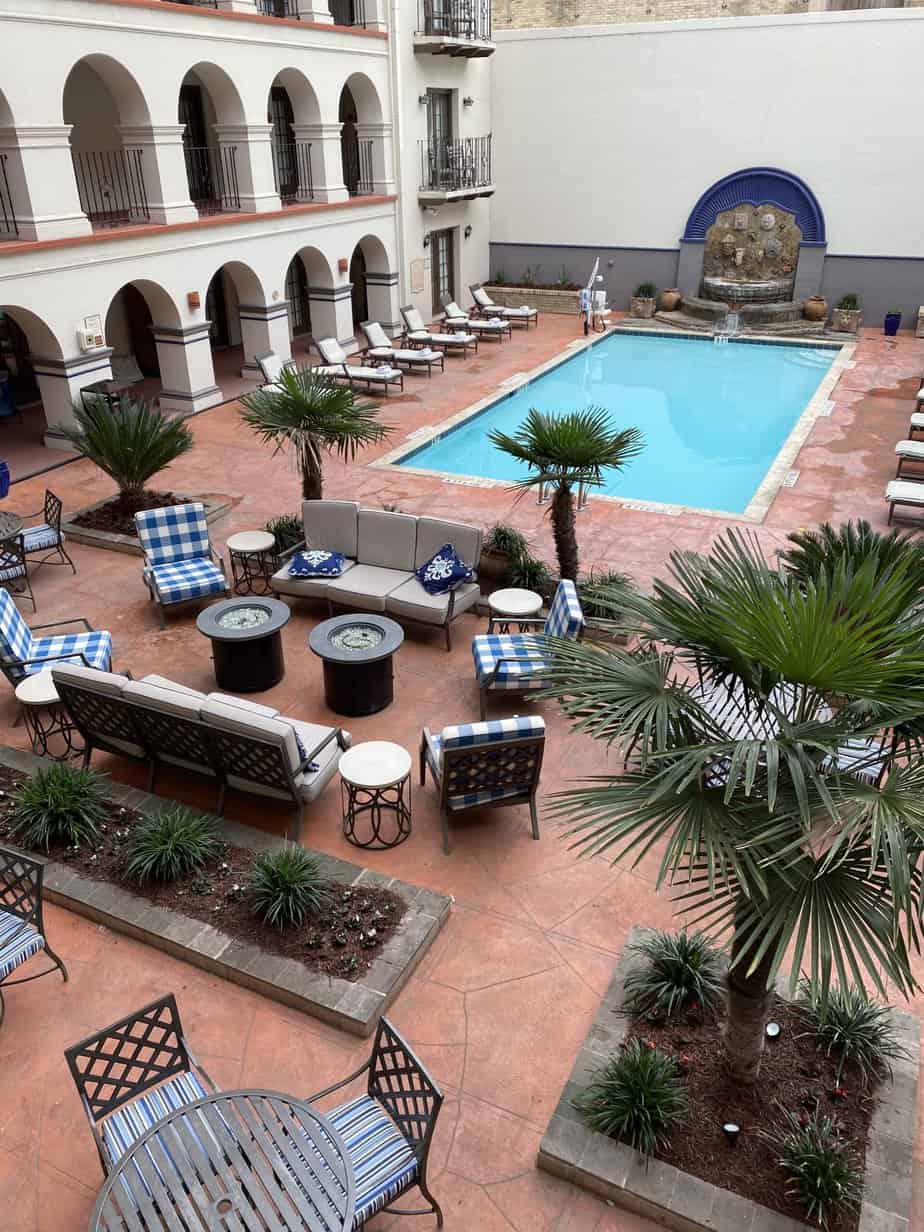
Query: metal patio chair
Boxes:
[
  {"xmin": 19, "ymin": 490, "xmax": 77, "ymax": 575},
  {"xmin": 134, "ymin": 502, "xmax": 229, "ymax": 627},
  {"xmin": 0, "ymin": 845, "xmax": 68, "ymax": 1027},
  {"xmin": 0, "ymin": 586, "xmax": 112, "ymax": 688},
  {"xmin": 0, "ymin": 534, "xmax": 35, "ymax": 611}
]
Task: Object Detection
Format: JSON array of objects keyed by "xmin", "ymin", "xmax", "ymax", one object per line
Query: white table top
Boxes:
[
  {"xmin": 227, "ymin": 530, "xmax": 276, "ymax": 553},
  {"xmin": 489, "ymin": 588, "xmax": 544, "ymax": 617},
  {"xmin": 15, "ymin": 669, "xmax": 60, "ymax": 707},
  {"xmin": 339, "ymin": 741, "xmax": 411, "ymax": 789}
]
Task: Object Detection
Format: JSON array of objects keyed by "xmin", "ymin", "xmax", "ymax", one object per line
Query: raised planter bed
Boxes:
[
  {"xmin": 539, "ymin": 925, "xmax": 919, "ymax": 1232},
  {"xmin": 483, "ymin": 284, "xmax": 581, "ymax": 315},
  {"xmin": 63, "ymin": 491, "xmax": 231, "ymax": 555}
]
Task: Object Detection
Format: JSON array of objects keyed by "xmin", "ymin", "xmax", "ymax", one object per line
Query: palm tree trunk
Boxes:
[
  {"xmin": 724, "ymin": 921, "xmax": 776, "ymax": 1084},
  {"xmin": 550, "ymin": 483, "xmax": 579, "ymax": 581},
  {"xmin": 300, "ymin": 460, "xmax": 322, "ymax": 501}
]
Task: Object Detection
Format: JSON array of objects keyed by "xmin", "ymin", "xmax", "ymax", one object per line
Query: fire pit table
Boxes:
[
  {"xmin": 197, "ymin": 597, "xmax": 290, "ymax": 693},
  {"xmin": 308, "ymin": 614, "xmax": 404, "ymax": 717}
]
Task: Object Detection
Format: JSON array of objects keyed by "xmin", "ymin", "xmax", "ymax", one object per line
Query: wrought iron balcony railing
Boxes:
[
  {"xmin": 419, "ymin": 136, "xmax": 492, "ymax": 193},
  {"xmin": 184, "ymin": 145, "xmax": 240, "ymax": 214},
  {"xmin": 330, "ymin": 0, "xmax": 366, "ymax": 26},
  {"xmin": 417, "ymin": 0, "xmax": 491, "ymax": 40},
  {"xmin": 272, "ymin": 141, "xmax": 314, "ymax": 205},
  {"xmin": 71, "ymin": 148, "xmax": 150, "ymax": 228},
  {"xmin": 257, "ymin": 0, "xmax": 300, "ymax": 15},
  {"xmin": 0, "ymin": 155, "xmax": 18, "ymax": 240},
  {"xmin": 342, "ymin": 138, "xmax": 375, "ymax": 197}
]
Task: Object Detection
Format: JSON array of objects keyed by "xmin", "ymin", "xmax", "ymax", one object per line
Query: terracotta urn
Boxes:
[
  {"xmin": 803, "ymin": 295, "xmax": 828, "ymax": 322},
  {"xmin": 659, "ymin": 288, "xmax": 681, "ymax": 312}
]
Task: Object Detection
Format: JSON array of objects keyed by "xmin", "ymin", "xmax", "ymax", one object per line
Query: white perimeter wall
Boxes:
[{"xmin": 491, "ymin": 9, "xmax": 919, "ymax": 257}]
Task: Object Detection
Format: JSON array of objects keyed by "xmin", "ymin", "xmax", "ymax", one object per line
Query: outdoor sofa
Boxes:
[
  {"xmin": 270, "ymin": 500, "xmax": 482, "ymax": 651},
  {"xmin": 51, "ymin": 663, "xmax": 350, "ymax": 839}
]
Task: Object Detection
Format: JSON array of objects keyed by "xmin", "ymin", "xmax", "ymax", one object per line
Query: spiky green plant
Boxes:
[
  {"xmin": 240, "ymin": 368, "xmax": 391, "ymax": 501},
  {"xmin": 507, "ymin": 551, "xmax": 555, "ymax": 598},
  {"xmin": 265, "ymin": 513, "xmax": 303, "ymax": 554},
  {"xmin": 578, "ymin": 569, "xmax": 636, "ymax": 622},
  {"xmin": 780, "ymin": 519, "xmax": 924, "ymax": 592},
  {"xmin": 124, "ymin": 807, "xmax": 222, "ymax": 884},
  {"xmin": 488, "ymin": 408, "xmax": 643, "ymax": 581},
  {"xmin": 249, "ymin": 846, "xmax": 332, "ymax": 932},
  {"xmin": 573, "ymin": 1038, "xmax": 689, "ymax": 1156},
  {"xmin": 762, "ymin": 1107, "xmax": 862, "ymax": 1228},
  {"xmin": 623, "ymin": 929, "xmax": 725, "ymax": 1021},
  {"xmin": 57, "ymin": 397, "xmax": 193, "ymax": 498},
  {"xmin": 9, "ymin": 764, "xmax": 109, "ymax": 851},
  {"xmin": 483, "ymin": 523, "xmax": 529, "ymax": 561},
  {"xmin": 796, "ymin": 982, "xmax": 909, "ymax": 1086}
]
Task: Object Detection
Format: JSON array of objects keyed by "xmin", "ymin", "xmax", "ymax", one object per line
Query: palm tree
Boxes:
[
  {"xmin": 487, "ymin": 408, "xmax": 643, "ymax": 581},
  {"xmin": 239, "ymin": 368, "xmax": 391, "ymax": 501},
  {"xmin": 542, "ymin": 525, "xmax": 924, "ymax": 1084}
]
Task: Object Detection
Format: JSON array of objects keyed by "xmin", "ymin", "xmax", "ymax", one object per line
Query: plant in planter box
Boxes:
[
  {"xmin": 795, "ymin": 981, "xmax": 909, "ymax": 1087},
  {"xmin": 577, "ymin": 568, "xmax": 637, "ymax": 643},
  {"xmin": 574, "ymin": 1038, "xmax": 689, "ymax": 1156},
  {"xmin": 480, "ymin": 523, "xmax": 529, "ymax": 584},
  {"xmin": 831, "ymin": 293, "xmax": 861, "ymax": 334},
  {"xmin": 623, "ymin": 929, "xmax": 725, "ymax": 1022},
  {"xmin": 124, "ymin": 807, "xmax": 222, "ymax": 885},
  {"xmin": 265, "ymin": 513, "xmax": 303, "ymax": 555},
  {"xmin": 884, "ymin": 307, "xmax": 903, "ymax": 337},
  {"xmin": 492, "ymin": 270, "xmax": 507, "ymax": 285},
  {"xmin": 507, "ymin": 551, "xmax": 555, "ymax": 600},
  {"xmin": 762, "ymin": 1107, "xmax": 862, "ymax": 1229},
  {"xmin": 9, "ymin": 764, "xmax": 109, "ymax": 851},
  {"xmin": 250, "ymin": 845, "xmax": 332, "ymax": 931},
  {"xmin": 630, "ymin": 283, "xmax": 658, "ymax": 320}
]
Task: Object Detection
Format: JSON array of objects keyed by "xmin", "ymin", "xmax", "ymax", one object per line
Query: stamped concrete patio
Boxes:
[{"xmin": 2, "ymin": 317, "xmax": 924, "ymax": 1231}]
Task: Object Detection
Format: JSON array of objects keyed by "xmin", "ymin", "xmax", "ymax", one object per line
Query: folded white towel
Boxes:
[{"xmin": 488, "ymin": 317, "xmax": 503, "ymax": 325}]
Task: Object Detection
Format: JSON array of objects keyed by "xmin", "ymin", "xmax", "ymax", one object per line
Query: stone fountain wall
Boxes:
[{"xmin": 701, "ymin": 205, "xmax": 802, "ymax": 303}]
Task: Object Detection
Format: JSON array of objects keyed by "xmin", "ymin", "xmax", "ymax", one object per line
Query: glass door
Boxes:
[{"xmin": 431, "ymin": 228, "xmax": 455, "ymax": 316}]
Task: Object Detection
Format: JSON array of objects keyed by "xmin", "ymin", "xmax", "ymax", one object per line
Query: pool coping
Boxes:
[{"xmin": 372, "ymin": 326, "xmax": 855, "ymax": 526}]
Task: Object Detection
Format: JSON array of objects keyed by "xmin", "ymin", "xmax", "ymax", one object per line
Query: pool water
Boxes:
[{"xmin": 398, "ymin": 333, "xmax": 836, "ymax": 514}]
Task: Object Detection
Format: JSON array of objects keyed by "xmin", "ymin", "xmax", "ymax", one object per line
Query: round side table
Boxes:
[
  {"xmin": 488, "ymin": 587, "xmax": 543, "ymax": 633},
  {"xmin": 339, "ymin": 741, "xmax": 412, "ymax": 850},
  {"xmin": 228, "ymin": 531, "xmax": 277, "ymax": 596},
  {"xmin": 15, "ymin": 670, "xmax": 84, "ymax": 761}
]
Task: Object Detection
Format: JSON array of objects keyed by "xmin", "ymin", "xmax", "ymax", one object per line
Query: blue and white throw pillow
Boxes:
[
  {"xmin": 288, "ymin": 549, "xmax": 345, "ymax": 578},
  {"xmin": 416, "ymin": 543, "xmax": 474, "ymax": 596}
]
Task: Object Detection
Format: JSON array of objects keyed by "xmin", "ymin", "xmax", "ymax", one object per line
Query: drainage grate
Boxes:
[{"xmin": 783, "ymin": 470, "xmax": 800, "ymax": 488}]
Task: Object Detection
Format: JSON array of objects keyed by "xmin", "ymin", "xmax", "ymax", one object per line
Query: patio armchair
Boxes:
[
  {"xmin": 0, "ymin": 586, "xmax": 112, "ymax": 687},
  {"xmin": 0, "ymin": 535, "xmax": 34, "ymax": 612},
  {"xmin": 0, "ymin": 845, "xmax": 67, "ymax": 1027},
  {"xmin": 17, "ymin": 489, "xmax": 76, "ymax": 575},
  {"xmin": 304, "ymin": 1017, "xmax": 444, "ymax": 1228},
  {"xmin": 471, "ymin": 579, "xmax": 584, "ymax": 719},
  {"xmin": 420, "ymin": 715, "xmax": 545, "ymax": 854},
  {"xmin": 399, "ymin": 305, "xmax": 478, "ymax": 357},
  {"xmin": 468, "ymin": 283, "xmax": 538, "ymax": 327},
  {"xmin": 255, "ymin": 351, "xmax": 299, "ymax": 386},
  {"xmin": 134, "ymin": 502, "xmax": 229, "ymax": 627},
  {"xmin": 64, "ymin": 993, "xmax": 216, "ymax": 1179},
  {"xmin": 360, "ymin": 321, "xmax": 445, "ymax": 377},
  {"xmin": 439, "ymin": 293, "xmax": 512, "ymax": 342},
  {"xmin": 312, "ymin": 337, "xmax": 405, "ymax": 394}
]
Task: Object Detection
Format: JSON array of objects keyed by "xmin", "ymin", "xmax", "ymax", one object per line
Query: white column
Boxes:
[
  {"xmin": 296, "ymin": 0, "xmax": 334, "ymax": 20},
  {"xmin": 117, "ymin": 125, "xmax": 198, "ymax": 226},
  {"xmin": 238, "ymin": 303, "xmax": 293, "ymax": 378},
  {"xmin": 307, "ymin": 286, "xmax": 358, "ymax": 354},
  {"xmin": 151, "ymin": 324, "xmax": 222, "ymax": 414},
  {"xmin": 364, "ymin": 271, "xmax": 401, "ymax": 333},
  {"xmin": 215, "ymin": 124, "xmax": 280, "ymax": 214},
  {"xmin": 0, "ymin": 126, "xmax": 91, "ymax": 242},
  {"xmin": 294, "ymin": 124, "xmax": 347, "ymax": 204},
  {"xmin": 358, "ymin": 0, "xmax": 388, "ymax": 32},
  {"xmin": 216, "ymin": 0, "xmax": 258, "ymax": 11},
  {"xmin": 32, "ymin": 349, "xmax": 114, "ymax": 445},
  {"xmin": 356, "ymin": 122, "xmax": 395, "ymax": 196}
]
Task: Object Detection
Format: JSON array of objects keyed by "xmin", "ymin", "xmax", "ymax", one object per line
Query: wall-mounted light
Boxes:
[
  {"xmin": 418, "ymin": 94, "xmax": 430, "ymax": 105},
  {"xmin": 187, "ymin": 291, "xmax": 201, "ymax": 310},
  {"xmin": 338, "ymin": 257, "xmax": 349, "ymax": 273},
  {"xmin": 462, "ymin": 96, "xmax": 474, "ymax": 107},
  {"xmin": 422, "ymin": 234, "xmax": 430, "ymax": 249},
  {"xmin": 464, "ymin": 225, "xmax": 473, "ymax": 239}
]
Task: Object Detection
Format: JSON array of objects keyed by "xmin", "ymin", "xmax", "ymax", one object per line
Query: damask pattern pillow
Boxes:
[
  {"xmin": 288, "ymin": 549, "xmax": 345, "ymax": 578},
  {"xmin": 415, "ymin": 543, "xmax": 474, "ymax": 596}
]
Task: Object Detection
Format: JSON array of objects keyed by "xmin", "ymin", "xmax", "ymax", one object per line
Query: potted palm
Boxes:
[
  {"xmin": 240, "ymin": 368, "xmax": 391, "ymax": 500},
  {"xmin": 831, "ymin": 293, "xmax": 861, "ymax": 333},
  {"xmin": 629, "ymin": 283, "xmax": 658, "ymax": 320},
  {"xmin": 479, "ymin": 523, "xmax": 529, "ymax": 585},
  {"xmin": 884, "ymin": 308, "xmax": 903, "ymax": 337}
]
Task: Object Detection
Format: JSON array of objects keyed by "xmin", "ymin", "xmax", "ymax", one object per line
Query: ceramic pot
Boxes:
[
  {"xmin": 659, "ymin": 288, "xmax": 681, "ymax": 312},
  {"xmin": 884, "ymin": 311, "xmax": 902, "ymax": 337},
  {"xmin": 803, "ymin": 295, "xmax": 828, "ymax": 322}
]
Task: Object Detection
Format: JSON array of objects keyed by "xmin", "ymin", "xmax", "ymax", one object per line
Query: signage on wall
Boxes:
[{"xmin": 410, "ymin": 259, "xmax": 426, "ymax": 294}]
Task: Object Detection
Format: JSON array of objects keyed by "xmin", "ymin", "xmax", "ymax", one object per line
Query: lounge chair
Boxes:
[
  {"xmin": 910, "ymin": 412, "xmax": 924, "ymax": 439},
  {"xmin": 0, "ymin": 846, "xmax": 68, "ymax": 1027},
  {"xmin": 469, "ymin": 283, "xmax": 538, "ymax": 328},
  {"xmin": 312, "ymin": 337, "xmax": 405, "ymax": 394},
  {"xmin": 134, "ymin": 502, "xmax": 229, "ymax": 627},
  {"xmin": 439, "ymin": 294, "xmax": 512, "ymax": 342},
  {"xmin": 886, "ymin": 478, "xmax": 924, "ymax": 525},
  {"xmin": 359, "ymin": 321, "xmax": 445, "ymax": 377},
  {"xmin": 255, "ymin": 352, "xmax": 299, "ymax": 386},
  {"xmin": 0, "ymin": 587, "xmax": 112, "ymax": 688},
  {"xmin": 399, "ymin": 305, "xmax": 478, "ymax": 357},
  {"xmin": 18, "ymin": 490, "xmax": 76, "ymax": 575},
  {"xmin": 894, "ymin": 439, "xmax": 924, "ymax": 477},
  {"xmin": 419, "ymin": 715, "xmax": 545, "ymax": 854},
  {"xmin": 0, "ymin": 536, "xmax": 34, "ymax": 612}
]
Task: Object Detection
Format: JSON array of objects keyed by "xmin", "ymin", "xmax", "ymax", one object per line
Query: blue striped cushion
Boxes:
[
  {"xmin": 0, "ymin": 563, "xmax": 26, "ymax": 582},
  {"xmin": 472, "ymin": 634, "xmax": 549, "ymax": 688},
  {"xmin": 22, "ymin": 524, "xmax": 62, "ymax": 552},
  {"xmin": 101, "ymin": 1071, "xmax": 208, "ymax": 1168},
  {"xmin": 26, "ymin": 629, "xmax": 112, "ymax": 678},
  {"xmin": 0, "ymin": 909, "xmax": 44, "ymax": 981},
  {"xmin": 328, "ymin": 1094, "xmax": 418, "ymax": 1229}
]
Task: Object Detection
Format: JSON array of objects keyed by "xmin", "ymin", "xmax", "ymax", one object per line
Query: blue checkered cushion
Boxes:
[
  {"xmin": 146, "ymin": 559, "xmax": 227, "ymax": 606},
  {"xmin": 0, "ymin": 588, "xmax": 33, "ymax": 666},
  {"xmin": 26, "ymin": 629, "xmax": 112, "ymax": 677},
  {"xmin": 0, "ymin": 909, "xmax": 44, "ymax": 981},
  {"xmin": 101, "ymin": 1071, "xmax": 208, "ymax": 1170},
  {"xmin": 22, "ymin": 524, "xmax": 62, "ymax": 552},
  {"xmin": 135, "ymin": 503, "xmax": 211, "ymax": 566},
  {"xmin": 472, "ymin": 634, "xmax": 549, "ymax": 689},
  {"xmin": 327, "ymin": 1095, "xmax": 418, "ymax": 1229},
  {"xmin": 427, "ymin": 716, "xmax": 545, "ymax": 807},
  {"xmin": 543, "ymin": 579, "xmax": 584, "ymax": 638}
]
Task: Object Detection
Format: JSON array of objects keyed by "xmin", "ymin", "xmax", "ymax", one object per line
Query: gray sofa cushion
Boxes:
[
  {"xmin": 206, "ymin": 693, "xmax": 279, "ymax": 719},
  {"xmin": 200, "ymin": 697, "xmax": 302, "ymax": 776},
  {"xmin": 122, "ymin": 680, "xmax": 214, "ymax": 774},
  {"xmin": 415, "ymin": 517, "xmax": 483, "ymax": 572},
  {"xmin": 357, "ymin": 509, "xmax": 417, "ymax": 572},
  {"xmin": 326, "ymin": 564, "xmax": 413, "ymax": 611},
  {"xmin": 51, "ymin": 663, "xmax": 145, "ymax": 759},
  {"xmin": 271, "ymin": 557, "xmax": 356, "ymax": 600},
  {"xmin": 303, "ymin": 499, "xmax": 360, "ymax": 558},
  {"xmin": 386, "ymin": 578, "xmax": 481, "ymax": 626},
  {"xmin": 141, "ymin": 674, "xmax": 206, "ymax": 699}
]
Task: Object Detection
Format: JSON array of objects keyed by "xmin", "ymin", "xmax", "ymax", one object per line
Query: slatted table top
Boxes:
[{"xmin": 89, "ymin": 1089, "xmax": 355, "ymax": 1232}]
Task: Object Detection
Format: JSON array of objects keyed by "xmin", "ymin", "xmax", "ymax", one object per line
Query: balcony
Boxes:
[
  {"xmin": 330, "ymin": 0, "xmax": 367, "ymax": 27},
  {"xmin": 343, "ymin": 138, "xmax": 375, "ymax": 198},
  {"xmin": 71, "ymin": 149, "xmax": 151, "ymax": 228},
  {"xmin": 414, "ymin": 0, "xmax": 494, "ymax": 57},
  {"xmin": 418, "ymin": 136, "xmax": 493, "ymax": 203},
  {"xmin": 256, "ymin": 0, "xmax": 301, "ymax": 15},
  {"xmin": 272, "ymin": 141, "xmax": 314, "ymax": 205},
  {"xmin": 0, "ymin": 155, "xmax": 19, "ymax": 241},
  {"xmin": 183, "ymin": 145, "xmax": 241, "ymax": 215}
]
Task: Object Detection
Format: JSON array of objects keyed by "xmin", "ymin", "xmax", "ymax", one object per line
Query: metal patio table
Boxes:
[
  {"xmin": 0, "ymin": 509, "xmax": 23, "ymax": 542},
  {"xmin": 89, "ymin": 1089, "xmax": 355, "ymax": 1232}
]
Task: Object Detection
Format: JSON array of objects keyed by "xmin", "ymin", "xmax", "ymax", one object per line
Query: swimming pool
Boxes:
[{"xmin": 395, "ymin": 333, "xmax": 839, "ymax": 516}]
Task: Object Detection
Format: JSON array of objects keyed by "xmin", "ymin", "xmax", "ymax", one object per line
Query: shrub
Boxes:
[
  {"xmin": 249, "ymin": 846, "xmax": 332, "ymax": 931},
  {"xmin": 762, "ymin": 1107, "xmax": 862, "ymax": 1229},
  {"xmin": 573, "ymin": 1038, "xmax": 689, "ymax": 1156},
  {"xmin": 9, "ymin": 764, "xmax": 109, "ymax": 851},
  {"xmin": 522, "ymin": 264, "xmax": 542, "ymax": 288},
  {"xmin": 796, "ymin": 982, "xmax": 909, "ymax": 1086},
  {"xmin": 780, "ymin": 520, "xmax": 924, "ymax": 596},
  {"xmin": 578, "ymin": 568, "xmax": 637, "ymax": 622},
  {"xmin": 493, "ymin": 270, "xmax": 508, "ymax": 285},
  {"xmin": 507, "ymin": 552, "xmax": 555, "ymax": 598},
  {"xmin": 124, "ymin": 807, "xmax": 222, "ymax": 884},
  {"xmin": 837, "ymin": 293, "xmax": 859, "ymax": 311},
  {"xmin": 623, "ymin": 929, "xmax": 725, "ymax": 1021},
  {"xmin": 483, "ymin": 523, "xmax": 529, "ymax": 560},
  {"xmin": 634, "ymin": 283, "xmax": 657, "ymax": 299},
  {"xmin": 57, "ymin": 397, "xmax": 193, "ymax": 499},
  {"xmin": 265, "ymin": 513, "xmax": 303, "ymax": 554}
]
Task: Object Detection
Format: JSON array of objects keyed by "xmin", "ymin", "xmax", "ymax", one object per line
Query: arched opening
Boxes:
[
  {"xmin": 63, "ymin": 56, "xmax": 152, "ymax": 228},
  {"xmin": 350, "ymin": 234, "xmax": 396, "ymax": 331},
  {"xmin": 0, "ymin": 306, "xmax": 71, "ymax": 478},
  {"xmin": 269, "ymin": 71, "xmax": 320, "ymax": 205},
  {"xmin": 204, "ymin": 261, "xmax": 266, "ymax": 385},
  {"xmin": 179, "ymin": 64, "xmax": 245, "ymax": 214},
  {"xmin": 286, "ymin": 247, "xmax": 335, "ymax": 358},
  {"xmin": 0, "ymin": 89, "xmax": 21, "ymax": 241},
  {"xmin": 285, "ymin": 256, "xmax": 312, "ymax": 343},
  {"xmin": 349, "ymin": 247, "xmax": 368, "ymax": 327},
  {"xmin": 339, "ymin": 76, "xmax": 381, "ymax": 198},
  {"xmin": 104, "ymin": 280, "xmax": 181, "ymax": 405}
]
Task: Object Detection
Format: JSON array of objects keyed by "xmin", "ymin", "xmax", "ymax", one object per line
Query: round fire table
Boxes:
[
  {"xmin": 197, "ymin": 597, "xmax": 290, "ymax": 693},
  {"xmin": 308, "ymin": 614, "xmax": 404, "ymax": 717}
]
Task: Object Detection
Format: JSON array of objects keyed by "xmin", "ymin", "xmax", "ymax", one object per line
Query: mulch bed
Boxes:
[
  {"xmin": 0, "ymin": 766, "xmax": 404, "ymax": 981},
  {"xmin": 627, "ymin": 999, "xmax": 876, "ymax": 1231},
  {"xmin": 70, "ymin": 490, "xmax": 192, "ymax": 538}
]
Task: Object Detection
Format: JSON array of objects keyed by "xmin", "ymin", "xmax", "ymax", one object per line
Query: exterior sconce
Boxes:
[
  {"xmin": 464, "ymin": 225, "xmax": 473, "ymax": 239},
  {"xmin": 422, "ymin": 234, "xmax": 430, "ymax": 248},
  {"xmin": 338, "ymin": 257, "xmax": 349, "ymax": 273},
  {"xmin": 418, "ymin": 94, "xmax": 430, "ymax": 105},
  {"xmin": 187, "ymin": 291, "xmax": 201, "ymax": 310},
  {"xmin": 462, "ymin": 96, "xmax": 474, "ymax": 107}
]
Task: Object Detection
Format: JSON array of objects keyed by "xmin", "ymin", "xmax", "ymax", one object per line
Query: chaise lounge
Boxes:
[
  {"xmin": 312, "ymin": 337, "xmax": 405, "ymax": 394},
  {"xmin": 359, "ymin": 321, "xmax": 445, "ymax": 377},
  {"xmin": 469, "ymin": 283, "xmax": 538, "ymax": 327},
  {"xmin": 439, "ymin": 294, "xmax": 512, "ymax": 342},
  {"xmin": 400, "ymin": 305, "xmax": 478, "ymax": 357}
]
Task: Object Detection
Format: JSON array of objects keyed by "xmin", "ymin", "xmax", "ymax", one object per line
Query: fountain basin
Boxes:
[{"xmin": 702, "ymin": 276, "xmax": 794, "ymax": 305}]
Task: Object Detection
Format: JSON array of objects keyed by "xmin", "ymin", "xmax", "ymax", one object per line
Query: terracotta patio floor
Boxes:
[{"xmin": 2, "ymin": 316, "xmax": 924, "ymax": 1231}]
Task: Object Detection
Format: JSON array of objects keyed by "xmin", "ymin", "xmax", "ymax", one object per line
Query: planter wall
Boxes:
[{"xmin": 483, "ymin": 285, "xmax": 581, "ymax": 315}]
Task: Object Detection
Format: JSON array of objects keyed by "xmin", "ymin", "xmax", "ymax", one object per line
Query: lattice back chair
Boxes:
[
  {"xmin": 20, "ymin": 490, "xmax": 76, "ymax": 575},
  {"xmin": 127, "ymin": 704, "xmax": 221, "ymax": 798},
  {"xmin": 64, "ymin": 994, "xmax": 216, "ymax": 1177},
  {"xmin": 134, "ymin": 503, "xmax": 229, "ymax": 627},
  {"xmin": 0, "ymin": 846, "xmax": 67, "ymax": 1027},
  {"xmin": 0, "ymin": 533, "xmax": 35, "ymax": 611},
  {"xmin": 420, "ymin": 715, "xmax": 545, "ymax": 854},
  {"xmin": 306, "ymin": 1016, "xmax": 444, "ymax": 1228}
]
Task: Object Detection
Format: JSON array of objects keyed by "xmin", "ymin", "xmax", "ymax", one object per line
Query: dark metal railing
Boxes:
[
  {"xmin": 417, "ymin": 0, "xmax": 490, "ymax": 39},
  {"xmin": 0, "ymin": 155, "xmax": 18, "ymax": 239},
  {"xmin": 342, "ymin": 137, "xmax": 374, "ymax": 197},
  {"xmin": 419, "ymin": 135, "xmax": 492, "ymax": 192},
  {"xmin": 183, "ymin": 145, "xmax": 240, "ymax": 214},
  {"xmin": 330, "ymin": 0, "xmax": 366, "ymax": 25},
  {"xmin": 272, "ymin": 141, "xmax": 314, "ymax": 205},
  {"xmin": 257, "ymin": 0, "xmax": 300, "ymax": 15},
  {"xmin": 173, "ymin": 1, "xmax": 219, "ymax": 7},
  {"xmin": 71, "ymin": 148, "xmax": 150, "ymax": 228}
]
